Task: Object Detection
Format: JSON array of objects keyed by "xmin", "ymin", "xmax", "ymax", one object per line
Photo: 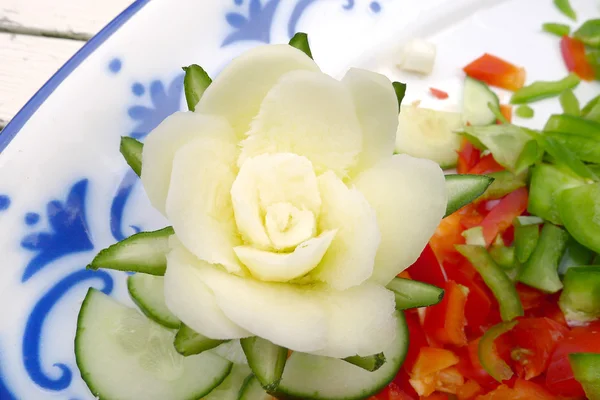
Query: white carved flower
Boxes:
[{"xmin": 141, "ymin": 44, "xmax": 447, "ymax": 358}]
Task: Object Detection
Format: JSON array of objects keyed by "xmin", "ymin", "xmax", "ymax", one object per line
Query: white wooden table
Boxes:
[{"xmin": 0, "ymin": 0, "xmax": 133, "ymax": 130}]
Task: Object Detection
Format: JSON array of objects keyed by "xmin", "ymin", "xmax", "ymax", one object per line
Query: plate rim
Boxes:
[{"xmin": 0, "ymin": 0, "xmax": 150, "ymax": 153}]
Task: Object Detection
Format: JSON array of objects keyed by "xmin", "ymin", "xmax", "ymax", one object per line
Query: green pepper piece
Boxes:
[
  {"xmin": 569, "ymin": 353, "xmax": 600, "ymax": 400},
  {"xmin": 479, "ymin": 171, "xmax": 528, "ymax": 201},
  {"xmin": 544, "ymin": 114, "xmax": 600, "ymax": 136},
  {"xmin": 489, "ymin": 244, "xmax": 516, "ymax": 269},
  {"xmin": 558, "ymin": 183, "xmax": 600, "ymax": 253},
  {"xmin": 182, "ymin": 64, "xmax": 212, "ymax": 112},
  {"xmin": 511, "ymin": 74, "xmax": 581, "ymax": 104},
  {"xmin": 456, "ymin": 245, "xmax": 523, "ymax": 321},
  {"xmin": 574, "ymin": 19, "xmax": 600, "ymax": 48},
  {"xmin": 542, "ymin": 22, "xmax": 571, "ymax": 37},
  {"xmin": 560, "ymin": 90, "xmax": 581, "ymax": 116},
  {"xmin": 559, "ymin": 237, "xmax": 596, "ymax": 275},
  {"xmin": 288, "ymin": 32, "xmax": 313, "ymax": 59},
  {"xmin": 583, "ymin": 95, "xmax": 600, "ymax": 117},
  {"xmin": 515, "ymin": 105, "xmax": 535, "ymax": 119},
  {"xmin": 586, "ymin": 101, "xmax": 600, "ymax": 123},
  {"xmin": 587, "ymin": 50, "xmax": 600, "ymax": 80},
  {"xmin": 545, "ymin": 132, "xmax": 600, "ymax": 164},
  {"xmin": 553, "ymin": 0, "xmax": 577, "ymax": 21},
  {"xmin": 514, "ymin": 224, "xmax": 540, "ymax": 264},
  {"xmin": 518, "ymin": 223, "xmax": 569, "ymax": 293},
  {"xmin": 515, "ymin": 216, "xmax": 544, "ymax": 226},
  {"xmin": 514, "ymin": 140, "xmax": 544, "ymax": 174},
  {"xmin": 559, "ymin": 266, "xmax": 600, "ymax": 324},
  {"xmin": 461, "ymin": 125, "xmax": 530, "ymax": 172},
  {"xmin": 478, "ymin": 321, "xmax": 518, "ymax": 382},
  {"xmin": 528, "ymin": 164, "xmax": 585, "ymax": 225}
]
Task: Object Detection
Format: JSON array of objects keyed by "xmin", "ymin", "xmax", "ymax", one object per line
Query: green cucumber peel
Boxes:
[
  {"xmin": 241, "ymin": 336, "xmax": 288, "ymax": 392},
  {"xmin": 288, "ymin": 32, "xmax": 313, "ymax": 59},
  {"xmin": 386, "ymin": 277, "xmax": 444, "ymax": 310},
  {"xmin": 174, "ymin": 324, "xmax": 227, "ymax": 357},
  {"xmin": 182, "ymin": 64, "xmax": 212, "ymax": 112},
  {"xmin": 343, "ymin": 353, "xmax": 386, "ymax": 372},
  {"xmin": 392, "ymin": 82, "xmax": 407, "ymax": 112},
  {"xmin": 444, "ymin": 174, "xmax": 494, "ymax": 217},
  {"xmin": 120, "ymin": 137, "xmax": 143, "ymax": 177}
]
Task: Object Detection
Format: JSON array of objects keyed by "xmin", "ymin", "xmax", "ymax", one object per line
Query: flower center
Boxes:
[{"xmin": 265, "ymin": 202, "xmax": 316, "ymax": 251}]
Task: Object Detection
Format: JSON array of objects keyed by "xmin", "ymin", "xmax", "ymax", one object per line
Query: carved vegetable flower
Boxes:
[{"xmin": 141, "ymin": 45, "xmax": 447, "ymax": 358}]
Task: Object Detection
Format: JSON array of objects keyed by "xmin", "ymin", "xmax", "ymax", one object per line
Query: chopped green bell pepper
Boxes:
[
  {"xmin": 574, "ymin": 19, "xmax": 600, "ymax": 48},
  {"xmin": 583, "ymin": 95, "xmax": 600, "ymax": 117},
  {"xmin": 542, "ymin": 22, "xmax": 571, "ymax": 37},
  {"xmin": 478, "ymin": 321, "xmax": 518, "ymax": 382},
  {"xmin": 569, "ymin": 353, "xmax": 600, "ymax": 400},
  {"xmin": 558, "ymin": 183, "xmax": 600, "ymax": 253},
  {"xmin": 545, "ymin": 132, "xmax": 600, "ymax": 164},
  {"xmin": 461, "ymin": 125, "xmax": 530, "ymax": 172},
  {"xmin": 544, "ymin": 114, "xmax": 600, "ymax": 136},
  {"xmin": 586, "ymin": 101, "xmax": 600, "ymax": 123},
  {"xmin": 456, "ymin": 245, "xmax": 523, "ymax": 321},
  {"xmin": 559, "ymin": 90, "xmax": 581, "ymax": 116},
  {"xmin": 514, "ymin": 140, "xmax": 544, "ymax": 174},
  {"xmin": 518, "ymin": 223, "xmax": 569, "ymax": 293},
  {"xmin": 479, "ymin": 171, "xmax": 528, "ymax": 201},
  {"xmin": 559, "ymin": 266, "xmax": 600, "ymax": 324},
  {"xmin": 489, "ymin": 244, "xmax": 516, "ymax": 269},
  {"xmin": 511, "ymin": 74, "xmax": 580, "ymax": 104},
  {"xmin": 514, "ymin": 224, "xmax": 540, "ymax": 264},
  {"xmin": 553, "ymin": 0, "xmax": 577, "ymax": 20},
  {"xmin": 559, "ymin": 237, "xmax": 596, "ymax": 275}
]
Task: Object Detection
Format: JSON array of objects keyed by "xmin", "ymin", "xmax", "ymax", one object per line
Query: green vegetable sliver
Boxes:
[
  {"xmin": 569, "ymin": 353, "xmax": 600, "ymax": 400},
  {"xmin": 582, "ymin": 95, "xmax": 600, "ymax": 117},
  {"xmin": 288, "ymin": 32, "xmax": 313, "ymax": 59},
  {"xmin": 515, "ymin": 105, "xmax": 534, "ymax": 119},
  {"xmin": 574, "ymin": 19, "xmax": 600, "ymax": 48},
  {"xmin": 478, "ymin": 321, "xmax": 518, "ymax": 382},
  {"xmin": 182, "ymin": 65, "xmax": 212, "ymax": 112},
  {"xmin": 542, "ymin": 22, "xmax": 571, "ymax": 37},
  {"xmin": 559, "ymin": 90, "xmax": 581, "ymax": 116},
  {"xmin": 511, "ymin": 74, "xmax": 581, "ymax": 104},
  {"xmin": 553, "ymin": 0, "xmax": 577, "ymax": 21}
]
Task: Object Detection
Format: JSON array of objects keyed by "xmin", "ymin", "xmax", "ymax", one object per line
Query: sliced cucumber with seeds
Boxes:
[
  {"xmin": 241, "ymin": 336, "xmax": 287, "ymax": 391},
  {"xmin": 87, "ymin": 227, "xmax": 174, "ymax": 275},
  {"xmin": 128, "ymin": 273, "xmax": 180, "ymax": 329},
  {"xmin": 275, "ymin": 312, "xmax": 408, "ymax": 400},
  {"xmin": 386, "ymin": 277, "xmax": 444, "ymax": 310},
  {"xmin": 445, "ymin": 174, "xmax": 495, "ymax": 217},
  {"xmin": 75, "ymin": 289, "xmax": 232, "ymax": 400},
  {"xmin": 238, "ymin": 375, "xmax": 272, "ymax": 400},
  {"xmin": 205, "ymin": 364, "xmax": 251, "ymax": 400},
  {"xmin": 463, "ymin": 77, "xmax": 500, "ymax": 126},
  {"xmin": 174, "ymin": 324, "xmax": 226, "ymax": 357}
]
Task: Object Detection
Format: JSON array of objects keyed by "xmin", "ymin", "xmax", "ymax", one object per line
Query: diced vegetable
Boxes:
[
  {"xmin": 468, "ymin": 154, "xmax": 504, "ymax": 175},
  {"xmin": 87, "ymin": 227, "xmax": 174, "ymax": 275},
  {"xmin": 559, "ymin": 237, "xmax": 596, "ymax": 275},
  {"xmin": 515, "ymin": 216, "xmax": 544, "ymax": 226},
  {"xmin": 586, "ymin": 49, "xmax": 600, "ymax": 80},
  {"xmin": 241, "ymin": 337, "xmax": 288, "ymax": 391},
  {"xmin": 574, "ymin": 19, "xmax": 600, "ymax": 48},
  {"xmin": 407, "ymin": 244, "xmax": 448, "ymax": 288},
  {"xmin": 514, "ymin": 140, "xmax": 544, "ymax": 174},
  {"xmin": 514, "ymin": 224, "xmax": 540, "ymax": 264},
  {"xmin": 515, "ymin": 105, "xmax": 534, "ymax": 119},
  {"xmin": 477, "ymin": 321, "xmax": 517, "ymax": 382},
  {"xmin": 518, "ymin": 223, "xmax": 569, "ymax": 293},
  {"xmin": 569, "ymin": 353, "xmax": 600, "ymax": 400},
  {"xmin": 479, "ymin": 171, "xmax": 527, "ymax": 201},
  {"xmin": 386, "ymin": 277, "xmax": 444, "ymax": 310},
  {"xmin": 462, "ymin": 77, "xmax": 499, "ymax": 126},
  {"xmin": 544, "ymin": 113, "xmax": 600, "ymax": 135},
  {"xmin": 583, "ymin": 94, "xmax": 600, "ymax": 117},
  {"xmin": 499, "ymin": 104, "xmax": 513, "ymax": 123},
  {"xmin": 182, "ymin": 64, "xmax": 212, "ymax": 111},
  {"xmin": 463, "ymin": 53, "xmax": 526, "ymax": 91},
  {"xmin": 511, "ymin": 73, "xmax": 581, "ymax": 104},
  {"xmin": 205, "ymin": 364, "xmax": 251, "ymax": 400},
  {"xmin": 457, "ymin": 138, "xmax": 481, "ymax": 174},
  {"xmin": 423, "ymin": 281, "xmax": 468, "ymax": 347},
  {"xmin": 444, "ymin": 174, "xmax": 494, "ymax": 217},
  {"xmin": 238, "ymin": 375, "xmax": 272, "ymax": 400},
  {"xmin": 586, "ymin": 101, "xmax": 600, "ymax": 123},
  {"xmin": 553, "ymin": 0, "xmax": 577, "ymax": 21},
  {"xmin": 558, "ymin": 183, "xmax": 600, "ymax": 253},
  {"xmin": 456, "ymin": 245, "xmax": 523, "ymax": 321},
  {"xmin": 545, "ymin": 131, "xmax": 600, "ymax": 163},
  {"xmin": 480, "ymin": 187, "xmax": 529, "ymax": 246},
  {"xmin": 120, "ymin": 137, "xmax": 143, "ymax": 177},
  {"xmin": 411, "ymin": 348, "xmax": 459, "ymax": 379},
  {"xmin": 542, "ymin": 22, "xmax": 571, "ymax": 37},
  {"xmin": 396, "ymin": 39, "xmax": 436, "ymax": 75},
  {"xmin": 128, "ymin": 274, "xmax": 180, "ymax": 329},
  {"xmin": 559, "ymin": 89, "xmax": 581, "ymax": 115},
  {"xmin": 462, "ymin": 226, "xmax": 485, "ymax": 247},
  {"xmin": 395, "ymin": 105, "xmax": 463, "ymax": 169},
  {"xmin": 561, "ymin": 36, "xmax": 596, "ymax": 81},
  {"xmin": 489, "ymin": 243, "xmax": 515, "ymax": 269},
  {"xmin": 430, "ymin": 87, "xmax": 449, "ymax": 99},
  {"xmin": 174, "ymin": 324, "xmax": 226, "ymax": 357},
  {"xmin": 461, "ymin": 124, "xmax": 530, "ymax": 172},
  {"xmin": 289, "ymin": 32, "xmax": 313, "ymax": 59},
  {"xmin": 559, "ymin": 266, "xmax": 600, "ymax": 325},
  {"xmin": 344, "ymin": 353, "xmax": 386, "ymax": 373},
  {"xmin": 527, "ymin": 163, "xmax": 585, "ymax": 225}
]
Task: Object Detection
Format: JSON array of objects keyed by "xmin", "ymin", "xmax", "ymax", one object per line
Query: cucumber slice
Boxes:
[
  {"xmin": 75, "ymin": 288, "xmax": 232, "ymax": 400},
  {"xmin": 174, "ymin": 324, "xmax": 226, "ymax": 357},
  {"xmin": 386, "ymin": 277, "xmax": 444, "ymax": 310},
  {"xmin": 120, "ymin": 137, "xmax": 143, "ymax": 177},
  {"xmin": 205, "ymin": 364, "xmax": 251, "ymax": 400},
  {"xmin": 463, "ymin": 77, "xmax": 500, "ymax": 126},
  {"xmin": 395, "ymin": 105, "xmax": 463, "ymax": 169},
  {"xmin": 128, "ymin": 274, "xmax": 180, "ymax": 329},
  {"xmin": 214, "ymin": 340, "xmax": 250, "ymax": 365},
  {"xmin": 87, "ymin": 227, "xmax": 174, "ymax": 275},
  {"xmin": 238, "ymin": 375, "xmax": 272, "ymax": 400},
  {"xmin": 276, "ymin": 312, "xmax": 408, "ymax": 400},
  {"xmin": 241, "ymin": 336, "xmax": 287, "ymax": 391},
  {"xmin": 444, "ymin": 174, "xmax": 494, "ymax": 217}
]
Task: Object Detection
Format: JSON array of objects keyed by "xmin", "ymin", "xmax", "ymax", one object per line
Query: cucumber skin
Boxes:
[
  {"xmin": 120, "ymin": 137, "xmax": 143, "ymax": 177},
  {"xmin": 174, "ymin": 324, "xmax": 226, "ymax": 357},
  {"xmin": 445, "ymin": 174, "xmax": 494, "ymax": 217},
  {"xmin": 127, "ymin": 274, "xmax": 180, "ymax": 329},
  {"xmin": 387, "ymin": 277, "xmax": 444, "ymax": 310},
  {"xmin": 241, "ymin": 337, "xmax": 288, "ymax": 392},
  {"xmin": 238, "ymin": 375, "xmax": 272, "ymax": 400}
]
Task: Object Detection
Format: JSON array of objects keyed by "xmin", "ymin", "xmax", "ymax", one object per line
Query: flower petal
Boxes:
[
  {"xmin": 165, "ymin": 131, "xmax": 243, "ymax": 274},
  {"xmin": 353, "ymin": 154, "xmax": 447, "ymax": 285},
  {"xmin": 234, "ymin": 230, "xmax": 336, "ymax": 282},
  {"xmin": 342, "ymin": 68, "xmax": 398, "ymax": 175},
  {"xmin": 310, "ymin": 171, "xmax": 380, "ymax": 290},
  {"xmin": 141, "ymin": 112, "xmax": 235, "ymax": 215},
  {"xmin": 240, "ymin": 70, "xmax": 363, "ymax": 178},
  {"xmin": 230, "ymin": 153, "xmax": 321, "ymax": 250},
  {"xmin": 196, "ymin": 44, "xmax": 319, "ymax": 139},
  {"xmin": 164, "ymin": 240, "xmax": 250, "ymax": 339}
]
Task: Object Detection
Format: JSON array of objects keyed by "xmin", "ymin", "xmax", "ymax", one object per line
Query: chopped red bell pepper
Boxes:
[
  {"xmin": 430, "ymin": 87, "xmax": 449, "ymax": 100},
  {"xmin": 480, "ymin": 188, "xmax": 529, "ymax": 246},
  {"xmin": 516, "ymin": 284, "xmax": 546, "ymax": 310},
  {"xmin": 560, "ymin": 36, "xmax": 596, "ymax": 81},
  {"xmin": 468, "ymin": 154, "xmax": 505, "ymax": 175},
  {"xmin": 411, "ymin": 347, "xmax": 460, "ymax": 378},
  {"xmin": 498, "ymin": 105, "xmax": 513, "ymax": 124},
  {"xmin": 430, "ymin": 213, "xmax": 466, "ymax": 265},
  {"xmin": 424, "ymin": 281, "xmax": 468, "ymax": 347},
  {"xmin": 456, "ymin": 379, "xmax": 483, "ymax": 400},
  {"xmin": 463, "ymin": 53, "xmax": 526, "ymax": 91},
  {"xmin": 407, "ymin": 244, "xmax": 448, "ymax": 288},
  {"xmin": 370, "ymin": 381, "xmax": 417, "ymax": 400},
  {"xmin": 404, "ymin": 312, "xmax": 429, "ymax": 373},
  {"xmin": 478, "ymin": 379, "xmax": 555, "ymax": 400},
  {"xmin": 457, "ymin": 138, "xmax": 481, "ymax": 174}
]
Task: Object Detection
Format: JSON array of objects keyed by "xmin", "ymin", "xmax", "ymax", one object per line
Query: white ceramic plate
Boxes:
[{"xmin": 0, "ymin": 0, "xmax": 597, "ymax": 398}]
